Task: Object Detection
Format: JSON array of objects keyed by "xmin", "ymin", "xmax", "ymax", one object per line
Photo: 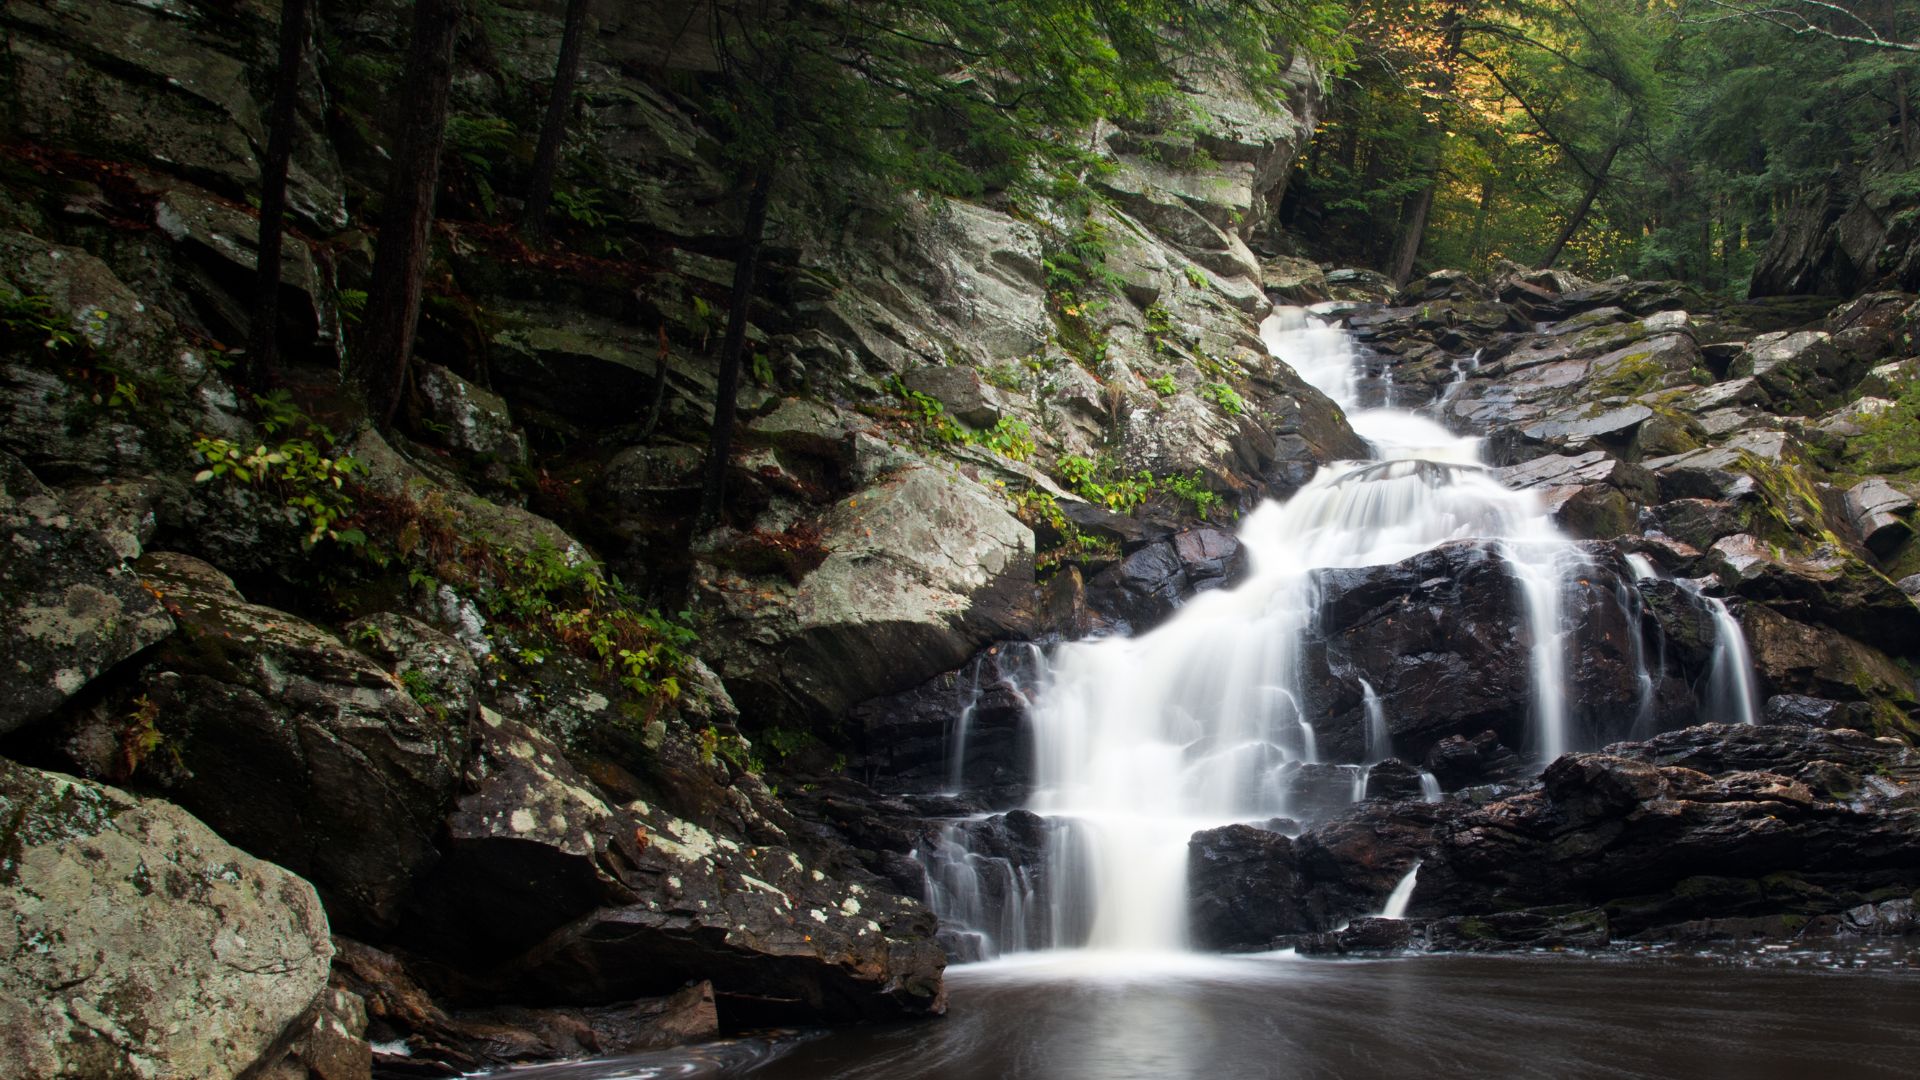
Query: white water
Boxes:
[
  {"xmin": 1378, "ymin": 861, "xmax": 1423, "ymax": 919},
  {"xmin": 1701, "ymin": 596, "xmax": 1761, "ymax": 726},
  {"xmin": 1009, "ymin": 309, "xmax": 1581, "ymax": 954}
]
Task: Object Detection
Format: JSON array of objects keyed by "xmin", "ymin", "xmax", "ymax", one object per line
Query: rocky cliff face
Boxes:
[{"xmin": 0, "ymin": 0, "xmax": 1346, "ymax": 1074}]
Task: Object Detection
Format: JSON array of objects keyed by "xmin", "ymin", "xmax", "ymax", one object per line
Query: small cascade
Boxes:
[
  {"xmin": 1378, "ymin": 861, "xmax": 1423, "ymax": 919},
  {"xmin": 1701, "ymin": 596, "xmax": 1761, "ymax": 726},
  {"xmin": 1360, "ymin": 679, "xmax": 1391, "ymax": 763},
  {"xmin": 1418, "ymin": 771, "xmax": 1442, "ymax": 803},
  {"xmin": 912, "ymin": 818, "xmax": 1047, "ymax": 962},
  {"xmin": 1432, "ymin": 348, "xmax": 1482, "ymax": 415},
  {"xmin": 946, "ymin": 663, "xmax": 984, "ymax": 794}
]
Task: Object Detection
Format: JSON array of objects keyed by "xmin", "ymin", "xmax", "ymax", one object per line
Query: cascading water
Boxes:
[
  {"xmin": 1006, "ymin": 308, "xmax": 1584, "ymax": 953},
  {"xmin": 1700, "ymin": 597, "xmax": 1761, "ymax": 726},
  {"xmin": 917, "ymin": 307, "xmax": 1764, "ymax": 960}
]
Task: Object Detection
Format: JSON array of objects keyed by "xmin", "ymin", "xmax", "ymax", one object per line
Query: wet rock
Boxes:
[
  {"xmin": 1363, "ymin": 759, "xmax": 1429, "ymax": 801},
  {"xmin": 1737, "ymin": 603, "xmax": 1917, "ymax": 719},
  {"xmin": 261, "ymin": 988, "xmax": 371, "ymax": 1080},
  {"xmin": 116, "ymin": 553, "xmax": 465, "ymax": 932},
  {"xmin": 1173, "ymin": 527, "xmax": 1248, "ymax": 591},
  {"xmin": 0, "ymin": 758, "xmax": 333, "ymax": 1080},
  {"xmin": 845, "ymin": 644, "xmax": 1044, "ymax": 804},
  {"xmin": 1187, "ymin": 824, "xmax": 1307, "ymax": 949},
  {"xmin": 1763, "ymin": 694, "xmax": 1879, "ymax": 730},
  {"xmin": 498, "ymin": 797, "xmax": 948, "ymax": 1025},
  {"xmin": 1709, "ymin": 533, "xmax": 1920, "ymax": 651},
  {"xmin": 416, "ymin": 364, "xmax": 529, "ymax": 488},
  {"xmin": 1302, "ymin": 540, "xmax": 1666, "ymax": 764},
  {"xmin": 1843, "ymin": 477, "xmax": 1914, "ymax": 558},
  {"xmin": 1422, "ymin": 731, "xmax": 1524, "ymax": 791},
  {"xmin": 333, "ymin": 939, "xmax": 715, "ymax": 1075},
  {"xmin": 0, "ymin": 453, "xmax": 174, "ymax": 736},
  {"xmin": 1084, "ymin": 540, "xmax": 1190, "ymax": 632},
  {"xmin": 902, "ymin": 366, "xmax": 1009, "ymax": 428},
  {"xmin": 0, "ymin": 231, "xmax": 250, "ymax": 481},
  {"xmin": 1730, "ymin": 330, "xmax": 1860, "ymax": 413}
]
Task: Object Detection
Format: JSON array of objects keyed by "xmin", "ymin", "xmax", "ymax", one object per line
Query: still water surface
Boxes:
[{"xmin": 487, "ymin": 951, "xmax": 1920, "ymax": 1080}]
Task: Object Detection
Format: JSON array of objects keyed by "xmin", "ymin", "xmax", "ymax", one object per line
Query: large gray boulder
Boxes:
[
  {"xmin": 701, "ymin": 463, "xmax": 1035, "ymax": 721},
  {"xmin": 0, "ymin": 453, "xmax": 173, "ymax": 736},
  {"xmin": 0, "ymin": 758, "xmax": 334, "ymax": 1079}
]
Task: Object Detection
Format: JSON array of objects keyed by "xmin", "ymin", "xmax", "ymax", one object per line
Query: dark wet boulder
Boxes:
[
  {"xmin": 1422, "ymin": 731, "xmax": 1524, "ymax": 791},
  {"xmin": 1363, "ymin": 758, "xmax": 1428, "ymax": 801},
  {"xmin": 1174, "ymin": 526, "xmax": 1250, "ymax": 591},
  {"xmin": 0, "ymin": 758, "xmax": 336, "ymax": 1079},
  {"xmin": 1764, "ymin": 694, "xmax": 1879, "ymax": 730},
  {"xmin": 0, "ymin": 453, "xmax": 174, "ymax": 736},
  {"xmin": 1301, "ymin": 540, "xmax": 1673, "ymax": 764},
  {"xmin": 334, "ymin": 939, "xmax": 717, "ymax": 1076},
  {"xmin": 496, "ymin": 794, "xmax": 948, "ymax": 1024},
  {"xmin": 1710, "ymin": 533, "xmax": 1920, "ymax": 653},
  {"xmin": 101, "ymin": 553, "xmax": 466, "ymax": 933},
  {"xmin": 843, "ymin": 643, "xmax": 1045, "ymax": 804},
  {"xmin": 403, "ymin": 709, "xmax": 643, "ymax": 961},
  {"xmin": 1187, "ymin": 824, "xmax": 1307, "ymax": 949},
  {"xmin": 1085, "ymin": 540, "xmax": 1190, "ymax": 631},
  {"xmin": 1737, "ymin": 603, "xmax": 1917, "ymax": 724},
  {"xmin": 1412, "ymin": 742, "xmax": 1920, "ymax": 936}
]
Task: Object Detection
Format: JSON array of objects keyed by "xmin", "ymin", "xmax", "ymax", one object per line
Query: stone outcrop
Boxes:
[
  {"xmin": 0, "ymin": 759, "xmax": 337, "ymax": 1079},
  {"xmin": 0, "ymin": 453, "xmax": 173, "ymax": 736}
]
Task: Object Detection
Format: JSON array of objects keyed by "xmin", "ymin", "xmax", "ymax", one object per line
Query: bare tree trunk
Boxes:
[
  {"xmin": 1537, "ymin": 116, "xmax": 1633, "ymax": 270},
  {"xmin": 698, "ymin": 166, "xmax": 773, "ymax": 526},
  {"xmin": 246, "ymin": 0, "xmax": 311, "ymax": 384},
  {"xmin": 520, "ymin": 0, "xmax": 592, "ymax": 244},
  {"xmin": 1388, "ymin": 180, "xmax": 1437, "ymax": 287},
  {"xmin": 355, "ymin": 0, "xmax": 464, "ymax": 428}
]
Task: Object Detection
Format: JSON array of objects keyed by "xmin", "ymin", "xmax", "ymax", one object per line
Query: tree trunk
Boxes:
[
  {"xmin": 1537, "ymin": 115, "xmax": 1632, "ymax": 270},
  {"xmin": 246, "ymin": 0, "xmax": 311, "ymax": 384},
  {"xmin": 1388, "ymin": 180, "xmax": 1437, "ymax": 287},
  {"xmin": 698, "ymin": 166, "xmax": 774, "ymax": 526},
  {"xmin": 354, "ymin": 0, "xmax": 464, "ymax": 428},
  {"xmin": 520, "ymin": 0, "xmax": 592, "ymax": 244}
]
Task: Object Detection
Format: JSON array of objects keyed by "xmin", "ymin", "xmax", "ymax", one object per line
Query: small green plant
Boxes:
[
  {"xmin": 1146, "ymin": 374, "xmax": 1178, "ymax": 396},
  {"xmin": 1182, "ymin": 265, "xmax": 1210, "ymax": 290},
  {"xmin": 979, "ymin": 417, "xmax": 1037, "ymax": 461},
  {"xmin": 335, "ymin": 288, "xmax": 368, "ymax": 326},
  {"xmin": 1164, "ymin": 470, "xmax": 1222, "ymax": 520},
  {"xmin": 1056, "ymin": 454, "xmax": 1156, "ymax": 511},
  {"xmin": 1200, "ymin": 382, "xmax": 1245, "ymax": 416},
  {"xmin": 191, "ymin": 392, "xmax": 364, "ymax": 548},
  {"xmin": 552, "ymin": 186, "xmax": 613, "ymax": 230},
  {"xmin": 0, "ymin": 290, "xmax": 78, "ymax": 353}
]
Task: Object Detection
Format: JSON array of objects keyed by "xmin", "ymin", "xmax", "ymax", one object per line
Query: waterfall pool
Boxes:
[{"xmin": 482, "ymin": 950, "xmax": 1920, "ymax": 1080}]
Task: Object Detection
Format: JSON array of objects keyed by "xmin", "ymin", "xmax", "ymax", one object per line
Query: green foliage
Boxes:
[
  {"xmin": 1146, "ymin": 374, "xmax": 1178, "ymax": 396},
  {"xmin": 1057, "ymin": 453, "xmax": 1156, "ymax": 512},
  {"xmin": 1164, "ymin": 470, "xmax": 1222, "ymax": 520},
  {"xmin": 0, "ymin": 290, "xmax": 78, "ymax": 354},
  {"xmin": 445, "ymin": 113, "xmax": 518, "ymax": 218},
  {"xmin": 191, "ymin": 393, "xmax": 364, "ymax": 549},
  {"xmin": 1200, "ymin": 381, "xmax": 1245, "ymax": 416},
  {"xmin": 891, "ymin": 379, "xmax": 1035, "ymax": 461},
  {"xmin": 1012, "ymin": 488, "xmax": 1123, "ymax": 572},
  {"xmin": 1181, "ymin": 265, "xmax": 1211, "ymax": 290}
]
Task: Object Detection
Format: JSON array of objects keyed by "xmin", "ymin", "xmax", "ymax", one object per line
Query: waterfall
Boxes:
[
  {"xmin": 1701, "ymin": 597, "xmax": 1761, "ymax": 726},
  {"xmin": 917, "ymin": 309, "xmax": 1623, "ymax": 958},
  {"xmin": 1378, "ymin": 861, "xmax": 1423, "ymax": 920}
]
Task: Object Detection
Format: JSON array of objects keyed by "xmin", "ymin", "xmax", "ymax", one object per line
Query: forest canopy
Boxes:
[{"xmin": 1282, "ymin": 0, "xmax": 1920, "ymax": 293}]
